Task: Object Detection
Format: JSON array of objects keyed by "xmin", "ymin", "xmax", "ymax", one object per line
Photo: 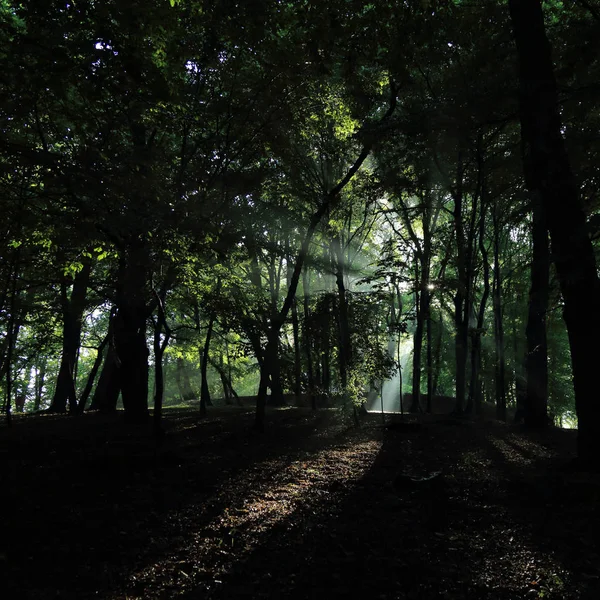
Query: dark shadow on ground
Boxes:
[
  {"xmin": 3, "ymin": 407, "xmax": 354, "ymax": 600},
  {"xmin": 177, "ymin": 414, "xmax": 599, "ymax": 600},
  {"xmin": 473, "ymin": 424, "xmax": 600, "ymax": 599},
  {"xmin": 4, "ymin": 409, "xmax": 599, "ymax": 599}
]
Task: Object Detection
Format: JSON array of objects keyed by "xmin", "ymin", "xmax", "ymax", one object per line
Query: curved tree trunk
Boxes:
[
  {"xmin": 49, "ymin": 262, "xmax": 91, "ymax": 413},
  {"xmin": 89, "ymin": 342, "xmax": 120, "ymax": 413},
  {"xmin": 209, "ymin": 351, "xmax": 240, "ymax": 404},
  {"xmin": 218, "ymin": 352, "xmax": 231, "ymax": 405},
  {"xmin": 200, "ymin": 313, "xmax": 215, "ymax": 418},
  {"xmin": 77, "ymin": 325, "xmax": 112, "ymax": 413},
  {"xmin": 254, "ymin": 85, "xmax": 397, "ymax": 431}
]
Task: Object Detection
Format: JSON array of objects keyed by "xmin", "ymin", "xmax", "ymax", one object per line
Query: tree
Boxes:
[{"xmin": 509, "ymin": 0, "xmax": 600, "ymax": 465}]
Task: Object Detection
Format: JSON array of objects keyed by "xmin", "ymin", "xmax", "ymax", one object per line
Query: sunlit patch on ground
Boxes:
[
  {"xmin": 5, "ymin": 408, "xmax": 598, "ymax": 600},
  {"xmin": 114, "ymin": 420, "xmax": 383, "ymax": 599}
]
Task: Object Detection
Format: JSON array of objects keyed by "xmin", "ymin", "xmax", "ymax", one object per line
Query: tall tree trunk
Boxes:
[
  {"xmin": 291, "ymin": 298, "xmax": 302, "ymax": 397},
  {"xmin": 49, "ymin": 262, "xmax": 92, "ymax": 413},
  {"xmin": 411, "ymin": 260, "xmax": 423, "ymax": 413},
  {"xmin": 332, "ymin": 235, "xmax": 351, "ymax": 393},
  {"xmin": 492, "ymin": 202, "xmax": 507, "ymax": 421},
  {"xmin": 524, "ymin": 196, "xmax": 550, "ymax": 427},
  {"xmin": 255, "ymin": 354, "xmax": 270, "ymax": 432},
  {"xmin": 286, "ymin": 236, "xmax": 302, "ymax": 397},
  {"xmin": 207, "ymin": 352, "xmax": 239, "ymax": 404},
  {"xmin": 34, "ymin": 358, "xmax": 47, "ymax": 411},
  {"xmin": 152, "ymin": 291, "xmax": 171, "ymax": 439},
  {"xmin": 153, "ymin": 327, "xmax": 166, "ymax": 435},
  {"xmin": 77, "ymin": 324, "xmax": 112, "ymax": 413},
  {"xmin": 322, "ymin": 295, "xmax": 332, "ymax": 396},
  {"xmin": 4, "ymin": 265, "xmax": 20, "ymax": 427},
  {"xmin": 301, "ymin": 265, "xmax": 316, "ymax": 409},
  {"xmin": 469, "ymin": 236, "xmax": 491, "ymax": 417},
  {"xmin": 509, "ymin": 0, "xmax": 600, "ymax": 463},
  {"xmin": 453, "ymin": 153, "xmax": 468, "ymax": 414},
  {"xmin": 114, "ymin": 242, "xmax": 149, "ymax": 423},
  {"xmin": 222, "ymin": 340, "xmax": 241, "ymax": 404},
  {"xmin": 89, "ymin": 342, "xmax": 120, "ymax": 413},
  {"xmin": 431, "ymin": 310, "xmax": 443, "ymax": 398},
  {"xmin": 218, "ymin": 352, "xmax": 231, "ymax": 404},
  {"xmin": 265, "ymin": 327, "xmax": 285, "ymax": 406},
  {"xmin": 200, "ymin": 313, "xmax": 215, "ymax": 418},
  {"xmin": 254, "ymin": 83, "xmax": 397, "ymax": 430},
  {"xmin": 426, "ymin": 297, "xmax": 433, "ymax": 414},
  {"xmin": 468, "ymin": 140, "xmax": 490, "ymax": 416},
  {"xmin": 473, "ymin": 197, "xmax": 491, "ymax": 417}
]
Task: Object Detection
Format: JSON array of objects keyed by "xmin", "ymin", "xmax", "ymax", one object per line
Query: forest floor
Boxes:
[{"xmin": 2, "ymin": 404, "xmax": 600, "ymax": 600}]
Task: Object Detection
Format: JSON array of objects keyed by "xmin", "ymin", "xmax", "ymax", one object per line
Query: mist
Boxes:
[{"xmin": 366, "ymin": 335, "xmax": 414, "ymax": 413}]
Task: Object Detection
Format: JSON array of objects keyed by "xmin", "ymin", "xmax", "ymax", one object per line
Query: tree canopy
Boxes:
[{"xmin": 2, "ymin": 0, "xmax": 600, "ymax": 460}]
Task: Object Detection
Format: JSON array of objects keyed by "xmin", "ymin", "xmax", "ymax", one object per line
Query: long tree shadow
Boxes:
[
  {"xmin": 175, "ymin": 415, "xmax": 485, "ymax": 600},
  {"xmin": 473, "ymin": 424, "xmax": 600, "ymax": 599},
  {"xmin": 175, "ymin": 415, "xmax": 599, "ymax": 600},
  {"xmin": 4, "ymin": 407, "xmax": 370, "ymax": 600},
  {"xmin": 8, "ymin": 410, "xmax": 598, "ymax": 599}
]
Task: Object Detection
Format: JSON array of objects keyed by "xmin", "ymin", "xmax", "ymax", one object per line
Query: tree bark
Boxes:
[
  {"xmin": 114, "ymin": 242, "xmax": 150, "ymax": 423},
  {"xmin": 468, "ymin": 139, "xmax": 490, "ymax": 416},
  {"xmin": 77, "ymin": 325, "xmax": 112, "ymax": 413},
  {"xmin": 301, "ymin": 265, "xmax": 316, "ymax": 409},
  {"xmin": 453, "ymin": 153, "xmax": 468, "ymax": 414},
  {"xmin": 4, "ymin": 264, "xmax": 20, "ymax": 427},
  {"xmin": 321, "ymin": 294, "xmax": 332, "ymax": 396},
  {"xmin": 200, "ymin": 313, "xmax": 215, "ymax": 418},
  {"xmin": 426, "ymin": 295, "xmax": 433, "ymax": 414},
  {"xmin": 285, "ymin": 235, "xmax": 306, "ymax": 397},
  {"xmin": 332, "ymin": 234, "xmax": 351, "ymax": 392},
  {"xmin": 411, "ymin": 260, "xmax": 423, "ymax": 413},
  {"xmin": 254, "ymin": 82, "xmax": 397, "ymax": 431},
  {"xmin": 34, "ymin": 358, "xmax": 47, "ymax": 411},
  {"xmin": 48, "ymin": 262, "xmax": 92, "ymax": 413},
  {"xmin": 492, "ymin": 201, "xmax": 507, "ymax": 421},
  {"xmin": 291, "ymin": 297, "xmax": 302, "ymax": 398},
  {"xmin": 152, "ymin": 291, "xmax": 171, "ymax": 439},
  {"xmin": 89, "ymin": 341, "xmax": 120, "ymax": 413},
  {"xmin": 218, "ymin": 351, "xmax": 231, "ymax": 404},
  {"xmin": 524, "ymin": 195, "xmax": 550, "ymax": 427},
  {"xmin": 509, "ymin": 0, "xmax": 600, "ymax": 463}
]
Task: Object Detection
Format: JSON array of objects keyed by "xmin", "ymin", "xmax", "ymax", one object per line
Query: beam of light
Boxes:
[
  {"xmin": 366, "ymin": 335, "xmax": 413, "ymax": 413},
  {"xmin": 119, "ymin": 429, "xmax": 382, "ymax": 598}
]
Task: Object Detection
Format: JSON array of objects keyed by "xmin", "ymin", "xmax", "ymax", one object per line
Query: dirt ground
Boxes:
[{"xmin": 2, "ymin": 405, "xmax": 600, "ymax": 599}]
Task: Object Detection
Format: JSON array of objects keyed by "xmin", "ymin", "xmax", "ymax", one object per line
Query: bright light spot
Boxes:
[{"xmin": 185, "ymin": 60, "xmax": 201, "ymax": 74}]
